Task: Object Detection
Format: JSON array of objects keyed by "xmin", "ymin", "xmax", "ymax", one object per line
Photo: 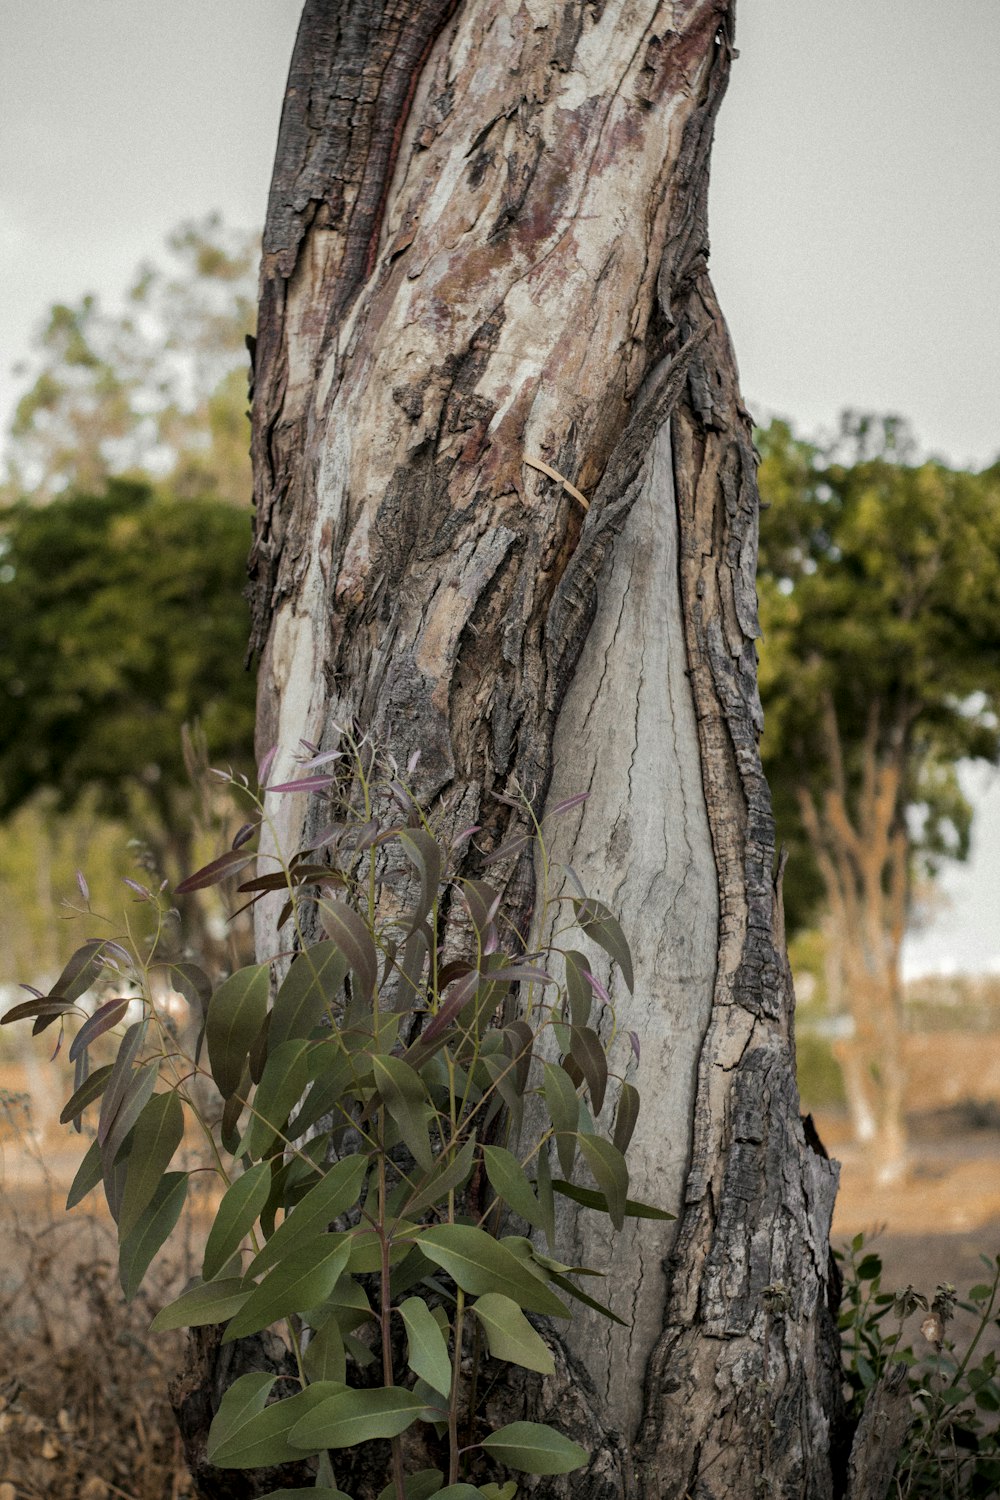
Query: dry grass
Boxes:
[{"xmin": 0, "ymin": 1093, "xmax": 196, "ymax": 1500}]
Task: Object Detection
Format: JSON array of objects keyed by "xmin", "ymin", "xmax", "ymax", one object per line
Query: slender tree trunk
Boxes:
[{"xmin": 244, "ymin": 2, "xmax": 843, "ymax": 1493}]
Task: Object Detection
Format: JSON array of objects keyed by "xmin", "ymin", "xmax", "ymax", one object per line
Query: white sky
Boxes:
[{"xmin": 1, "ymin": 0, "xmax": 998, "ymax": 974}]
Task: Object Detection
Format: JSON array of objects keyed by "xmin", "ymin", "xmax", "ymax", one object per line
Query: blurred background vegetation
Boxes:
[{"xmin": 1, "ymin": 213, "xmax": 999, "ymax": 1167}]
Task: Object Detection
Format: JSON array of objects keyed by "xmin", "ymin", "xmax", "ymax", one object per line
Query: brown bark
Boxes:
[{"xmin": 196, "ymin": 2, "xmax": 850, "ymax": 1495}]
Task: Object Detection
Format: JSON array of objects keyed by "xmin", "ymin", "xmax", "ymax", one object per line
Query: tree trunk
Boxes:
[{"xmin": 244, "ymin": 1, "xmax": 843, "ymax": 1493}]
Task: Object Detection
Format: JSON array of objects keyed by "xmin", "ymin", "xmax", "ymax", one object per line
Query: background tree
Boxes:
[
  {"xmin": 756, "ymin": 412, "xmax": 1000, "ymax": 1178},
  {"xmin": 4, "ymin": 214, "xmax": 257, "ymax": 506},
  {"xmin": 237, "ymin": 3, "xmax": 844, "ymax": 1495},
  {"xmin": 0, "ymin": 480, "xmax": 257, "ymax": 966}
]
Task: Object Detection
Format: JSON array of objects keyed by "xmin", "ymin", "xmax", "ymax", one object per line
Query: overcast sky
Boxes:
[{"xmin": 1, "ymin": 0, "xmax": 997, "ymax": 974}]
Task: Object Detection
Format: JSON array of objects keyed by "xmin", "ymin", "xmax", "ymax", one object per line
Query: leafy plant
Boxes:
[
  {"xmin": 2, "ymin": 729, "xmax": 668, "ymax": 1498},
  {"xmin": 837, "ymin": 1234, "xmax": 1000, "ymax": 1496}
]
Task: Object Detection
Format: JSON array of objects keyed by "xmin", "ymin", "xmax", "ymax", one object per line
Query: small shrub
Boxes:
[
  {"xmin": 837, "ymin": 1234, "xmax": 1000, "ymax": 1497},
  {"xmin": 3, "ymin": 730, "xmax": 664, "ymax": 1498}
]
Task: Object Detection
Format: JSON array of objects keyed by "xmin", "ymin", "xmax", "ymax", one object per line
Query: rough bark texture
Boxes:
[{"xmin": 241, "ymin": 2, "xmax": 845, "ymax": 1496}]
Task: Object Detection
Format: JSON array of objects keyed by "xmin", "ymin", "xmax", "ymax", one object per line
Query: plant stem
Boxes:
[
  {"xmin": 448, "ymin": 1287, "xmax": 465, "ymax": 1485},
  {"xmin": 378, "ymin": 1134, "xmax": 407, "ymax": 1500}
]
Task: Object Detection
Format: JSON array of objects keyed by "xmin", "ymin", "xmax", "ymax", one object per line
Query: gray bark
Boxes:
[{"xmin": 235, "ymin": 2, "xmax": 847, "ymax": 1495}]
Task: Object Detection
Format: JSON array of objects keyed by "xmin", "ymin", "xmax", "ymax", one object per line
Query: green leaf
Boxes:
[
  {"xmin": 372, "ymin": 1053, "xmax": 434, "ymax": 1171},
  {"xmin": 471, "ymin": 1293, "xmax": 555, "ymax": 1375},
  {"xmin": 119, "ymin": 1090, "xmax": 185, "ymax": 1237},
  {"xmin": 258, "ymin": 1491, "xmax": 352, "ymax": 1500},
  {"xmin": 345, "ymin": 1223, "xmax": 417, "ymax": 1275},
  {"xmin": 203, "ymin": 1160, "xmax": 272, "ymax": 1280},
  {"xmin": 399, "ymin": 1135, "xmax": 476, "ymax": 1217},
  {"xmin": 569, "ymin": 1027, "xmax": 607, "ymax": 1116},
  {"xmin": 551, "ymin": 1178, "xmax": 674, "ymax": 1221},
  {"xmin": 238, "ymin": 1038, "xmax": 311, "ymax": 1159},
  {"xmin": 572, "ymin": 898, "xmax": 633, "ymax": 992},
  {"xmin": 612, "ymin": 1082, "xmax": 640, "ymax": 1155},
  {"xmin": 480, "ymin": 1421, "xmax": 588, "ymax": 1475},
  {"xmin": 286, "ymin": 1042, "xmax": 355, "ymax": 1141},
  {"xmin": 417, "ymin": 1225, "xmax": 569, "ymax": 1319},
  {"xmin": 317, "ymin": 898, "xmax": 378, "ymax": 1003},
  {"xmin": 576, "ymin": 1136, "xmax": 628, "ymax": 1230},
  {"xmin": 399, "ymin": 1296, "xmax": 452, "ymax": 1397},
  {"xmin": 399, "ymin": 828, "xmax": 444, "ymax": 935},
  {"xmin": 483, "ymin": 1145, "xmax": 544, "ymax": 1231},
  {"xmin": 206, "ymin": 963, "xmax": 271, "ymax": 1100},
  {"xmin": 269, "ymin": 942, "xmax": 349, "ymax": 1054},
  {"xmin": 302, "ymin": 1309, "xmax": 346, "ymax": 1384},
  {"xmin": 207, "ymin": 1376, "xmax": 346, "ymax": 1468},
  {"xmin": 424, "ymin": 1489, "xmax": 482, "ymax": 1499},
  {"xmin": 151, "ymin": 1277, "xmax": 250, "ymax": 1332},
  {"xmin": 289, "ymin": 1385, "xmax": 425, "ymax": 1450},
  {"xmin": 479, "ymin": 1485, "xmax": 518, "ymax": 1500},
  {"xmin": 119, "ymin": 1171, "xmax": 188, "ymax": 1300},
  {"xmin": 223, "ymin": 1233, "xmax": 352, "ymax": 1342},
  {"xmin": 97, "ymin": 1020, "xmax": 148, "ymax": 1143},
  {"xmin": 66, "ymin": 1136, "xmax": 103, "ymax": 1208},
  {"xmin": 563, "ymin": 950, "xmax": 593, "ymax": 1029},
  {"xmin": 249, "ymin": 1153, "xmax": 368, "ymax": 1277},
  {"xmin": 60, "ymin": 1062, "xmax": 113, "ymax": 1125},
  {"xmin": 376, "ymin": 1471, "xmax": 444, "ymax": 1500},
  {"xmin": 547, "ymin": 1271, "xmax": 627, "ymax": 1326},
  {"xmin": 102, "ymin": 1061, "xmax": 159, "ymax": 1187},
  {"xmin": 543, "ymin": 1062, "xmax": 579, "ymax": 1177}
]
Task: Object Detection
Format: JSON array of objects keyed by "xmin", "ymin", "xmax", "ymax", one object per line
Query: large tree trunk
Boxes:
[{"xmin": 246, "ymin": 1, "xmax": 843, "ymax": 1493}]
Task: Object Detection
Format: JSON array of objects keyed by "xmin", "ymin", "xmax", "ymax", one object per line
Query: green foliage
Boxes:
[
  {"xmin": 756, "ymin": 412, "xmax": 1000, "ymax": 932},
  {"xmin": 3, "ymin": 731, "xmax": 668, "ymax": 1496},
  {"xmin": 0, "ymin": 479, "xmax": 255, "ymax": 824},
  {"xmin": 5, "ymin": 214, "xmax": 257, "ymax": 506},
  {"xmin": 837, "ymin": 1234, "xmax": 1000, "ymax": 1495}
]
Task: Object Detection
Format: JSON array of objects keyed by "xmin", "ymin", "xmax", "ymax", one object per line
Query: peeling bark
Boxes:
[{"xmin": 234, "ymin": 2, "xmax": 846, "ymax": 1495}]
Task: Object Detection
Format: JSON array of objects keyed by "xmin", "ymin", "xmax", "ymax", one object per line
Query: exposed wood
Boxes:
[{"xmin": 236, "ymin": 2, "xmax": 846, "ymax": 1496}]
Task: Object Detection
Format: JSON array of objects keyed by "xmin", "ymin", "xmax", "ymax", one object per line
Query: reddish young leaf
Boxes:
[
  {"xmin": 69, "ymin": 998, "xmax": 130, "ymax": 1063},
  {"xmin": 175, "ymin": 849, "xmax": 255, "ymax": 895}
]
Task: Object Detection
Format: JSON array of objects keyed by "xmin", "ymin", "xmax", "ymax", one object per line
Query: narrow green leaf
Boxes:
[
  {"xmin": 223, "ymin": 1233, "xmax": 352, "ymax": 1342},
  {"xmin": 376, "ymin": 1471, "xmax": 444, "ymax": 1500},
  {"xmin": 208, "ymin": 1377, "xmax": 346, "ymax": 1467},
  {"xmin": 483, "ymin": 1145, "xmax": 544, "ymax": 1231},
  {"xmin": 503, "ymin": 1020, "xmax": 533, "ymax": 1094},
  {"xmin": 471, "ymin": 1293, "xmax": 555, "ymax": 1375},
  {"xmin": 60, "ymin": 1062, "xmax": 114, "ymax": 1125},
  {"xmin": 569, "ymin": 1026, "xmax": 607, "ymax": 1116},
  {"xmin": 399, "ymin": 1296, "xmax": 452, "ymax": 1397},
  {"xmin": 151, "ymin": 1277, "xmax": 250, "ymax": 1332},
  {"xmin": 102, "ymin": 1062, "xmax": 158, "ymax": 1184},
  {"xmin": 202, "ymin": 1160, "xmax": 272, "ymax": 1280},
  {"xmin": 316, "ymin": 899, "xmax": 378, "ymax": 1002},
  {"xmin": 119, "ymin": 1090, "xmax": 185, "ymax": 1237},
  {"xmin": 399, "ymin": 828, "xmax": 444, "ymax": 935},
  {"xmin": 547, "ymin": 1271, "xmax": 627, "ymax": 1325},
  {"xmin": 286, "ymin": 1041, "xmax": 355, "ymax": 1140},
  {"xmin": 372, "ymin": 1053, "xmax": 434, "ymax": 1171},
  {"xmin": 563, "ymin": 950, "xmax": 593, "ymax": 1029},
  {"xmin": 543, "ymin": 1062, "xmax": 579, "ymax": 1177},
  {"xmin": 479, "ymin": 1485, "xmax": 518, "ymax": 1500},
  {"xmin": 399, "ymin": 1135, "xmax": 476, "ymax": 1217},
  {"xmin": 417, "ymin": 1225, "xmax": 569, "ymax": 1319},
  {"xmin": 239, "ymin": 1038, "xmax": 311, "ymax": 1159},
  {"xmin": 480, "ymin": 1421, "xmax": 588, "ymax": 1475},
  {"xmin": 258, "ymin": 1490, "xmax": 352, "ymax": 1500},
  {"xmin": 577, "ymin": 1136, "xmax": 628, "ymax": 1230},
  {"xmin": 550, "ymin": 1179, "xmax": 674, "ymax": 1221},
  {"xmin": 206, "ymin": 964, "xmax": 271, "ymax": 1100},
  {"xmin": 97, "ymin": 1021, "xmax": 148, "ymax": 1143},
  {"xmin": 248, "ymin": 1153, "xmax": 368, "ymax": 1277},
  {"xmin": 302, "ymin": 1310, "xmax": 346, "ymax": 1384},
  {"xmin": 269, "ymin": 942, "xmax": 349, "ymax": 1054},
  {"xmin": 289, "ymin": 1385, "xmax": 425, "ymax": 1451},
  {"xmin": 66, "ymin": 1136, "xmax": 103, "ymax": 1208},
  {"xmin": 51, "ymin": 939, "xmax": 114, "ymax": 1006},
  {"xmin": 612, "ymin": 1081, "xmax": 640, "ymax": 1155},
  {"xmin": 424, "ymin": 1489, "xmax": 481, "ymax": 1499},
  {"xmin": 572, "ymin": 899, "xmax": 633, "ymax": 992},
  {"xmin": 119, "ymin": 1171, "xmax": 188, "ymax": 1300}
]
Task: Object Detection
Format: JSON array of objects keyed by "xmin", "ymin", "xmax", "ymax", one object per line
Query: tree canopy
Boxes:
[
  {"xmin": 0, "ymin": 480, "xmax": 256, "ymax": 827},
  {"xmin": 757, "ymin": 412, "xmax": 1000, "ymax": 934}
]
